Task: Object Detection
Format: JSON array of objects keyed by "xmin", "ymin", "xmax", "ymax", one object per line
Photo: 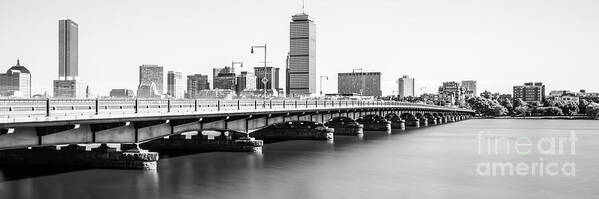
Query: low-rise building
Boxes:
[{"xmin": 109, "ymin": 89, "xmax": 135, "ymax": 98}]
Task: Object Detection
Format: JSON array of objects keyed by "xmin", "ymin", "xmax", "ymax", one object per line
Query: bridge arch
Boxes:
[{"xmin": 400, "ymin": 113, "xmax": 416, "ymax": 121}]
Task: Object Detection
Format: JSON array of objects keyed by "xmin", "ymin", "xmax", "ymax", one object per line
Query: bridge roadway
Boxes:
[{"xmin": 0, "ymin": 99, "xmax": 474, "ymax": 169}]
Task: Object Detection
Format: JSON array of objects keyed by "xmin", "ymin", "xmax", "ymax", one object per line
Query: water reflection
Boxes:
[{"xmin": 1, "ymin": 120, "xmax": 599, "ymax": 198}]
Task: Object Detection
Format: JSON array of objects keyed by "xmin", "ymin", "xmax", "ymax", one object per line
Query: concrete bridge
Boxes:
[{"xmin": 0, "ymin": 99, "xmax": 474, "ymax": 169}]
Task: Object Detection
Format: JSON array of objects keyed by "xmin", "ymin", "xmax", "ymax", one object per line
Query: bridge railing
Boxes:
[{"xmin": 0, "ymin": 98, "xmax": 469, "ymax": 123}]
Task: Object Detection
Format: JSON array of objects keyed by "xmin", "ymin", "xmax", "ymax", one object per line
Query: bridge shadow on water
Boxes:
[
  {"xmin": 0, "ymin": 165, "xmax": 93, "ymax": 182},
  {"xmin": 0, "ymin": 123, "xmax": 450, "ymax": 183}
]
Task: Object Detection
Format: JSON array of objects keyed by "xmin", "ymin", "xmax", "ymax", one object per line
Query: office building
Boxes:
[
  {"xmin": 287, "ymin": 12, "xmax": 316, "ymax": 96},
  {"xmin": 54, "ymin": 19, "xmax": 82, "ymax": 98},
  {"xmin": 0, "ymin": 59, "xmax": 31, "ymax": 98},
  {"xmin": 58, "ymin": 19, "xmax": 78, "ymax": 80},
  {"xmin": 137, "ymin": 65, "xmax": 163, "ymax": 98},
  {"xmin": 461, "ymin": 80, "xmax": 477, "ymax": 98},
  {"xmin": 213, "ymin": 66, "xmax": 234, "ymax": 82},
  {"xmin": 237, "ymin": 71, "xmax": 257, "ymax": 93},
  {"xmin": 337, "ymin": 72, "xmax": 382, "ymax": 97},
  {"xmin": 213, "ymin": 66, "xmax": 237, "ymax": 90},
  {"xmin": 513, "ymin": 82, "xmax": 546, "ymax": 102},
  {"xmin": 397, "ymin": 75, "xmax": 415, "ymax": 98},
  {"xmin": 438, "ymin": 81, "xmax": 465, "ymax": 105},
  {"xmin": 53, "ymin": 80, "xmax": 86, "ymax": 98},
  {"xmin": 186, "ymin": 74, "xmax": 210, "ymax": 99},
  {"xmin": 167, "ymin": 71, "xmax": 184, "ymax": 98},
  {"xmin": 254, "ymin": 66, "xmax": 280, "ymax": 90},
  {"xmin": 109, "ymin": 89, "xmax": 135, "ymax": 98}
]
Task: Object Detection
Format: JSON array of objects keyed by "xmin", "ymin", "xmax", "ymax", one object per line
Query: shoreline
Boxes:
[{"xmin": 474, "ymin": 116, "xmax": 597, "ymax": 120}]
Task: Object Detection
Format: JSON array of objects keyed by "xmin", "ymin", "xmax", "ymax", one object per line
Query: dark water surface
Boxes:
[{"xmin": 1, "ymin": 119, "xmax": 598, "ymax": 198}]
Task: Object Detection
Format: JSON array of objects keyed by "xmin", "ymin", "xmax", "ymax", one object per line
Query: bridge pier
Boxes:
[
  {"xmin": 427, "ymin": 117, "xmax": 437, "ymax": 125},
  {"xmin": 356, "ymin": 115, "xmax": 391, "ymax": 131},
  {"xmin": 418, "ymin": 117, "xmax": 428, "ymax": 126},
  {"xmin": 250, "ymin": 121, "xmax": 333, "ymax": 142},
  {"xmin": 448, "ymin": 116, "xmax": 455, "ymax": 123},
  {"xmin": 324, "ymin": 117, "xmax": 364, "ymax": 136},
  {"xmin": 405, "ymin": 119, "xmax": 420, "ymax": 127},
  {"xmin": 140, "ymin": 131, "xmax": 262, "ymax": 153},
  {"xmin": 390, "ymin": 119, "xmax": 405, "ymax": 130},
  {"xmin": 0, "ymin": 143, "xmax": 158, "ymax": 170}
]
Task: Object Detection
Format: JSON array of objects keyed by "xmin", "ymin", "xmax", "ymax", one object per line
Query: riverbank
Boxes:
[{"xmin": 474, "ymin": 115, "xmax": 597, "ymax": 120}]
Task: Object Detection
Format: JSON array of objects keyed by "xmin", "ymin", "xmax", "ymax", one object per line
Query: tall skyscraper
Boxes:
[
  {"xmin": 54, "ymin": 19, "xmax": 84, "ymax": 98},
  {"xmin": 254, "ymin": 67, "xmax": 280, "ymax": 90},
  {"xmin": 287, "ymin": 12, "xmax": 316, "ymax": 96},
  {"xmin": 167, "ymin": 71, "xmax": 184, "ymax": 98},
  {"xmin": 397, "ymin": 75, "xmax": 415, "ymax": 98},
  {"xmin": 461, "ymin": 80, "xmax": 477, "ymax": 98},
  {"xmin": 337, "ymin": 72, "xmax": 382, "ymax": 97},
  {"xmin": 137, "ymin": 65, "xmax": 163, "ymax": 98},
  {"xmin": 0, "ymin": 59, "xmax": 31, "ymax": 98},
  {"xmin": 186, "ymin": 74, "xmax": 210, "ymax": 99},
  {"xmin": 58, "ymin": 19, "xmax": 78, "ymax": 80}
]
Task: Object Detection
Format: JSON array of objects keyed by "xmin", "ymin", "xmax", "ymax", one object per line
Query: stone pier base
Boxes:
[
  {"xmin": 141, "ymin": 136, "xmax": 263, "ymax": 152},
  {"xmin": 361, "ymin": 122, "xmax": 391, "ymax": 131},
  {"xmin": 390, "ymin": 120, "xmax": 405, "ymax": 130},
  {"xmin": 251, "ymin": 121, "xmax": 334, "ymax": 142},
  {"xmin": 419, "ymin": 118, "xmax": 429, "ymax": 126},
  {"xmin": 0, "ymin": 144, "xmax": 158, "ymax": 170},
  {"xmin": 406, "ymin": 120, "xmax": 420, "ymax": 127},
  {"xmin": 428, "ymin": 118, "xmax": 437, "ymax": 125},
  {"xmin": 329, "ymin": 125, "xmax": 364, "ymax": 136}
]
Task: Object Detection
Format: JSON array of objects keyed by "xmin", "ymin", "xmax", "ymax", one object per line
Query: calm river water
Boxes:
[{"xmin": 1, "ymin": 119, "xmax": 598, "ymax": 198}]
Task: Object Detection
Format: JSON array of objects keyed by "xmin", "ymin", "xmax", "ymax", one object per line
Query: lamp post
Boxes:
[
  {"xmin": 352, "ymin": 68, "xmax": 364, "ymax": 96},
  {"xmin": 319, "ymin": 75, "xmax": 328, "ymax": 97},
  {"xmin": 251, "ymin": 44, "xmax": 267, "ymax": 98},
  {"xmin": 231, "ymin": 61, "xmax": 243, "ymax": 72}
]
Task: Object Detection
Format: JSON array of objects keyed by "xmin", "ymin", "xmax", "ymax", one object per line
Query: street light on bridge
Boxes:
[
  {"xmin": 320, "ymin": 75, "xmax": 328, "ymax": 97},
  {"xmin": 251, "ymin": 44, "xmax": 268, "ymax": 98}
]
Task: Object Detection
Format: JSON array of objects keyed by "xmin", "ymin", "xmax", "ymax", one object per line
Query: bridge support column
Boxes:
[
  {"xmin": 448, "ymin": 116, "xmax": 455, "ymax": 122},
  {"xmin": 141, "ymin": 132, "xmax": 263, "ymax": 153},
  {"xmin": 324, "ymin": 119, "xmax": 364, "ymax": 136},
  {"xmin": 357, "ymin": 116, "xmax": 391, "ymax": 131},
  {"xmin": 390, "ymin": 119, "xmax": 405, "ymax": 130},
  {"xmin": 250, "ymin": 122, "xmax": 334, "ymax": 142},
  {"xmin": 406, "ymin": 119, "xmax": 420, "ymax": 127},
  {"xmin": 0, "ymin": 143, "xmax": 158, "ymax": 170},
  {"xmin": 441, "ymin": 116, "xmax": 448, "ymax": 123},
  {"xmin": 427, "ymin": 117, "xmax": 437, "ymax": 125},
  {"xmin": 419, "ymin": 118, "xmax": 428, "ymax": 126}
]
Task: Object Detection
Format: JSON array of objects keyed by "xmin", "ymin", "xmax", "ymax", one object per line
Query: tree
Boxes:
[
  {"xmin": 579, "ymin": 99, "xmax": 589, "ymax": 114},
  {"xmin": 499, "ymin": 98, "xmax": 514, "ymax": 114},
  {"xmin": 513, "ymin": 98, "xmax": 527, "ymax": 108},
  {"xmin": 466, "ymin": 97, "xmax": 509, "ymax": 116},
  {"xmin": 514, "ymin": 106, "xmax": 529, "ymax": 116},
  {"xmin": 545, "ymin": 106, "xmax": 563, "ymax": 116},
  {"xmin": 543, "ymin": 98, "xmax": 557, "ymax": 107},
  {"xmin": 491, "ymin": 105, "xmax": 508, "ymax": 116},
  {"xmin": 557, "ymin": 100, "xmax": 579, "ymax": 116},
  {"xmin": 586, "ymin": 103, "xmax": 599, "ymax": 119}
]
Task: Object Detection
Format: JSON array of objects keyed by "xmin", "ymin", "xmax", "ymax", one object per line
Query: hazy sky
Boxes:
[{"xmin": 1, "ymin": 0, "xmax": 598, "ymax": 96}]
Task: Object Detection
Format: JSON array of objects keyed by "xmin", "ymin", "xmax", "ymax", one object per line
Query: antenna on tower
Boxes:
[{"xmin": 302, "ymin": 0, "xmax": 306, "ymax": 14}]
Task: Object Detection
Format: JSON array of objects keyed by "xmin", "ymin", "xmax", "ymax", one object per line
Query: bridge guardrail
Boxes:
[{"xmin": 0, "ymin": 99, "xmax": 472, "ymax": 124}]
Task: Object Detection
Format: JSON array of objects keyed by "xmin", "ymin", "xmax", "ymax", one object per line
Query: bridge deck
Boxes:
[{"xmin": 0, "ymin": 99, "xmax": 472, "ymax": 128}]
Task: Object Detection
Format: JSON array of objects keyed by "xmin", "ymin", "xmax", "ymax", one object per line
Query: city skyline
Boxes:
[{"xmin": 1, "ymin": 0, "xmax": 599, "ymax": 96}]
